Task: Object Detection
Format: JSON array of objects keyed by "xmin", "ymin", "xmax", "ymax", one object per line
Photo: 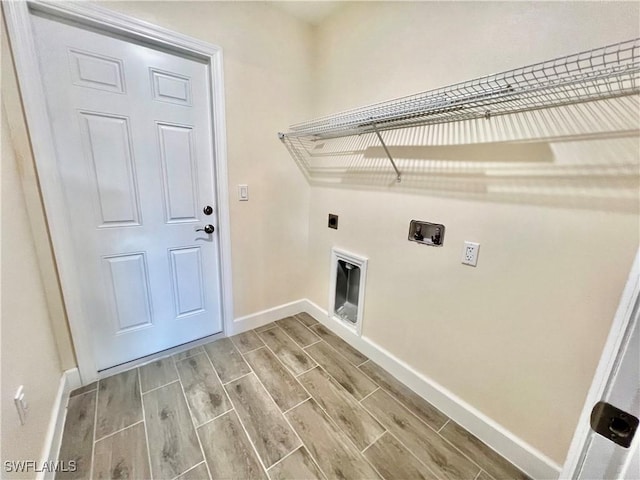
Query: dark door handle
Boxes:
[{"xmin": 196, "ymin": 224, "xmax": 215, "ymax": 234}]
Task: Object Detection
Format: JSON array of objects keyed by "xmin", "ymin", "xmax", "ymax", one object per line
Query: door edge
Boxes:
[{"xmin": 560, "ymin": 247, "xmax": 640, "ymax": 478}]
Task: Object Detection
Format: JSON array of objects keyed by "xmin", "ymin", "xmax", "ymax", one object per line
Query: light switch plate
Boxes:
[{"xmin": 238, "ymin": 184, "xmax": 249, "ymax": 201}]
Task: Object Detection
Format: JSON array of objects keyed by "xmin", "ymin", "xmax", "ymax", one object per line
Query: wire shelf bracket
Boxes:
[
  {"xmin": 371, "ymin": 122, "xmax": 401, "ymax": 182},
  {"xmin": 278, "ymin": 39, "xmax": 640, "ymax": 180}
]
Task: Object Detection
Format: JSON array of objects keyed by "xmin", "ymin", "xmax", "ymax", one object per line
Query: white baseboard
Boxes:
[
  {"xmin": 38, "ymin": 368, "xmax": 80, "ymax": 480},
  {"xmin": 231, "ymin": 299, "xmax": 307, "ymax": 334},
  {"xmin": 302, "ymin": 298, "xmax": 562, "ymax": 480}
]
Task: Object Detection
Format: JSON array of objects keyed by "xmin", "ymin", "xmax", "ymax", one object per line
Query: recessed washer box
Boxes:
[{"xmin": 329, "ymin": 247, "xmax": 367, "ymax": 336}]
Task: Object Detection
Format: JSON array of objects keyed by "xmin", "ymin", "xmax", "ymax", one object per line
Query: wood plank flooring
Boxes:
[{"xmin": 59, "ymin": 315, "xmax": 531, "ymax": 480}]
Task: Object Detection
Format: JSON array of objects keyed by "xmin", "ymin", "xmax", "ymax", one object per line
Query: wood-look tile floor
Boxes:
[{"xmin": 57, "ymin": 313, "xmax": 530, "ymax": 480}]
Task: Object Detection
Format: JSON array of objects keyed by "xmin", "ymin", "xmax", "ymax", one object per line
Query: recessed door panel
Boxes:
[
  {"xmin": 169, "ymin": 247, "xmax": 205, "ymax": 318},
  {"xmin": 103, "ymin": 253, "xmax": 153, "ymax": 333},
  {"xmin": 79, "ymin": 112, "xmax": 141, "ymax": 227},
  {"xmin": 68, "ymin": 48, "xmax": 125, "ymax": 93},
  {"xmin": 158, "ymin": 123, "xmax": 199, "ymax": 223},
  {"xmin": 151, "ymin": 68, "xmax": 191, "ymax": 105}
]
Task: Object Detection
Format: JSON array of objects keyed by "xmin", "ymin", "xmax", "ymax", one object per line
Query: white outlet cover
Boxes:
[{"xmin": 462, "ymin": 241, "xmax": 480, "ymax": 267}]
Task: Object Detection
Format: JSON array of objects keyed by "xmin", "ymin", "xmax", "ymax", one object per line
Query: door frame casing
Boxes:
[
  {"xmin": 561, "ymin": 247, "xmax": 640, "ymax": 478},
  {"xmin": 3, "ymin": 0, "xmax": 234, "ymax": 382}
]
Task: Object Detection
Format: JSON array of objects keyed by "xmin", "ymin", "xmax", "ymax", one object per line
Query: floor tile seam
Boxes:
[
  {"xmin": 170, "ymin": 461, "xmax": 207, "ymax": 480},
  {"xmin": 360, "ymin": 376, "xmax": 449, "ymax": 433},
  {"xmin": 359, "ymin": 400, "xmax": 443, "ymax": 479},
  {"xmin": 433, "ymin": 418, "xmax": 497, "ymax": 477},
  {"xmin": 437, "ymin": 419, "xmax": 450, "ymax": 433},
  {"xmin": 93, "ymin": 419, "xmax": 145, "ymax": 444},
  {"xmin": 274, "ymin": 317, "xmax": 322, "ymax": 351},
  {"xmin": 380, "ymin": 428, "xmax": 445, "ymax": 480},
  {"xmin": 140, "ymin": 378, "xmax": 181, "ymax": 395},
  {"xmin": 280, "ymin": 395, "xmax": 312, "ymax": 416},
  {"xmin": 194, "ymin": 407, "xmax": 235, "ymax": 429},
  {"xmin": 251, "ymin": 328, "xmax": 316, "ymax": 380},
  {"xmin": 238, "ymin": 343, "xmax": 268, "ymax": 355},
  {"xmin": 69, "ymin": 387, "xmax": 98, "ymax": 399},
  {"xmin": 175, "ymin": 367, "xmax": 213, "ymax": 480},
  {"xmin": 241, "ymin": 367, "xmax": 306, "ymax": 467},
  {"xmin": 296, "ymin": 364, "xmax": 389, "ymax": 450},
  {"xmin": 358, "ymin": 386, "xmax": 381, "ymax": 404},
  {"xmin": 293, "ymin": 363, "xmax": 319, "ymax": 378},
  {"xmin": 200, "ymin": 340, "xmax": 239, "ymax": 381},
  {"xmin": 173, "ymin": 351, "xmax": 208, "ymax": 368},
  {"xmin": 172, "ymin": 347, "xmax": 204, "ymax": 362},
  {"xmin": 200, "ymin": 344, "xmax": 249, "ymax": 412},
  {"xmin": 302, "ymin": 343, "xmax": 378, "ymax": 401},
  {"xmin": 278, "ymin": 316, "xmax": 323, "ymax": 347},
  {"xmin": 264, "ymin": 445, "xmax": 302, "ymax": 472},
  {"xmin": 240, "ymin": 340, "xmax": 315, "ymax": 406},
  {"xmin": 356, "ymin": 361, "xmax": 452, "ymax": 433},
  {"xmin": 138, "ymin": 355, "xmax": 180, "ymax": 391},
  {"xmin": 307, "ymin": 324, "xmax": 368, "ymax": 367},
  {"xmin": 281, "ymin": 398, "xmax": 333, "ymax": 480},
  {"xmin": 288, "ymin": 385, "xmax": 380, "ymax": 471},
  {"xmin": 230, "ymin": 332, "xmax": 266, "ymax": 355},
  {"xmin": 221, "ymin": 385, "xmax": 271, "ymax": 477},
  {"xmin": 88, "ymin": 379, "xmax": 100, "ymax": 480},
  {"xmin": 360, "ymin": 390, "xmax": 485, "ymax": 479},
  {"xmin": 359, "ymin": 447, "xmax": 387, "ymax": 480},
  {"xmin": 222, "ymin": 371, "xmax": 253, "ymax": 386},
  {"xmin": 193, "ymin": 341, "xmax": 241, "ymax": 480},
  {"xmin": 137, "ymin": 368, "xmax": 154, "ymax": 480},
  {"xmin": 360, "ymin": 429, "xmax": 388, "ymax": 454},
  {"xmin": 269, "ymin": 322, "xmax": 317, "ymax": 351},
  {"xmin": 477, "ymin": 468, "xmax": 506, "ymax": 480},
  {"xmin": 304, "ymin": 337, "xmax": 371, "ymax": 373}
]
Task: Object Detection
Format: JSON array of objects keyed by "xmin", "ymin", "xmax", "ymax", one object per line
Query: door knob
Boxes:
[{"xmin": 196, "ymin": 224, "xmax": 215, "ymax": 234}]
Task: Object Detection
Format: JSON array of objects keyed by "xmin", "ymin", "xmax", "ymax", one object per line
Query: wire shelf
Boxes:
[{"xmin": 281, "ymin": 39, "xmax": 640, "ymax": 140}]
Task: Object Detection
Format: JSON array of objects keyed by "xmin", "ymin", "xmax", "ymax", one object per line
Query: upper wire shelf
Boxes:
[{"xmin": 280, "ymin": 39, "xmax": 640, "ymax": 141}]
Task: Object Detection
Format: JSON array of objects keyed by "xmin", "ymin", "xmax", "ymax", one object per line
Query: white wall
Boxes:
[
  {"xmin": 1, "ymin": 104, "xmax": 63, "ymax": 477},
  {"xmin": 1, "ymin": 17, "xmax": 76, "ymax": 371},
  {"xmin": 307, "ymin": 1, "xmax": 640, "ymax": 465}
]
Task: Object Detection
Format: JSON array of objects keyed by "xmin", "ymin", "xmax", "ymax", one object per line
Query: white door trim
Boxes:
[
  {"xmin": 3, "ymin": 0, "xmax": 234, "ymax": 383},
  {"xmin": 561, "ymin": 247, "xmax": 640, "ymax": 478}
]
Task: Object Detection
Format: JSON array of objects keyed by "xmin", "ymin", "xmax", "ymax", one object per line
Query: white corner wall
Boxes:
[
  {"xmin": 307, "ymin": 1, "xmax": 640, "ymax": 467},
  {"xmin": 1, "ymin": 104, "xmax": 63, "ymax": 476}
]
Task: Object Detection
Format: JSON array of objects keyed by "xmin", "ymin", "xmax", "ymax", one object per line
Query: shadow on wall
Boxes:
[{"xmin": 282, "ymin": 96, "xmax": 640, "ymax": 214}]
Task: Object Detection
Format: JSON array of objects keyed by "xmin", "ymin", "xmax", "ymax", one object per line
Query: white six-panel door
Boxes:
[{"xmin": 31, "ymin": 12, "xmax": 223, "ymax": 370}]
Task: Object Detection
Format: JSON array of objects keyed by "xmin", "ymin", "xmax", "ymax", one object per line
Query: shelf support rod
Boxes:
[{"xmin": 371, "ymin": 123, "xmax": 401, "ymax": 182}]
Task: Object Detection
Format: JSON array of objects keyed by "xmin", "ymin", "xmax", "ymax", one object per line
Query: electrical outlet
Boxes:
[
  {"xmin": 462, "ymin": 241, "xmax": 480, "ymax": 267},
  {"xmin": 14, "ymin": 386, "xmax": 28, "ymax": 425}
]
